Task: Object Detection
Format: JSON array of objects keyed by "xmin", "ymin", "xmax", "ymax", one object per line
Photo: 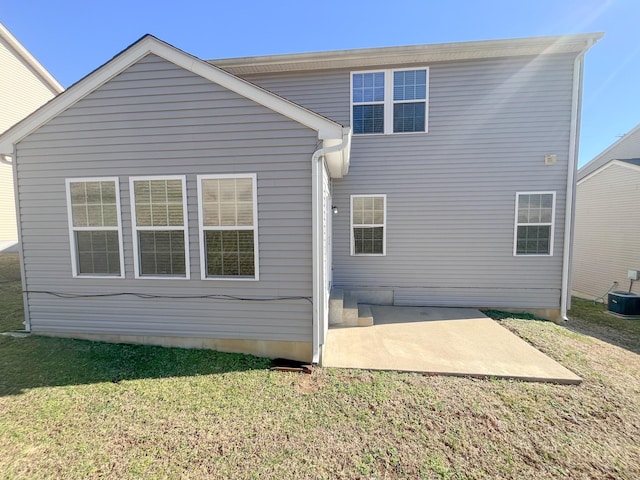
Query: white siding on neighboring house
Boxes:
[
  {"xmin": 16, "ymin": 54, "xmax": 319, "ymax": 343},
  {"xmin": 0, "ymin": 27, "xmax": 60, "ymax": 243},
  {"xmin": 244, "ymin": 53, "xmax": 576, "ymax": 309},
  {"xmin": 573, "ymin": 162, "xmax": 640, "ymax": 299}
]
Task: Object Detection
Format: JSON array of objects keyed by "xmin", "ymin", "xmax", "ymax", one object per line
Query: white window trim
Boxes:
[
  {"xmin": 197, "ymin": 173, "xmax": 260, "ymax": 281},
  {"xmin": 350, "ymin": 67, "xmax": 429, "ymax": 136},
  {"xmin": 513, "ymin": 191, "xmax": 556, "ymax": 257},
  {"xmin": 65, "ymin": 177, "xmax": 125, "ymax": 279},
  {"xmin": 129, "ymin": 175, "xmax": 190, "ymax": 279},
  {"xmin": 350, "ymin": 194, "xmax": 387, "ymax": 256}
]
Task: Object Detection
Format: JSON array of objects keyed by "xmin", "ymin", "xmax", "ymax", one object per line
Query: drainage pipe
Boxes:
[
  {"xmin": 561, "ymin": 39, "xmax": 594, "ymax": 321},
  {"xmin": 310, "ymin": 128, "xmax": 351, "ymax": 364}
]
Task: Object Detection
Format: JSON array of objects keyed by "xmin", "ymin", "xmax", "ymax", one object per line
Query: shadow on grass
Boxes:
[
  {"xmin": 0, "ymin": 335, "xmax": 271, "ymax": 397},
  {"xmin": 483, "ymin": 302, "xmax": 640, "ymax": 355},
  {"xmin": 567, "ymin": 298, "xmax": 640, "ymax": 355}
]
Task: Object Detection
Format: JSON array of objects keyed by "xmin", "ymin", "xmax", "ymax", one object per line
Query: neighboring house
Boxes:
[
  {"xmin": 0, "ymin": 33, "xmax": 601, "ymax": 363},
  {"xmin": 0, "ymin": 23, "xmax": 63, "ymax": 250},
  {"xmin": 573, "ymin": 123, "xmax": 640, "ymax": 300}
]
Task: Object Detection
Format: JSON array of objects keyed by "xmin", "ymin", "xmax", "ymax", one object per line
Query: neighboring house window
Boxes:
[
  {"xmin": 197, "ymin": 174, "xmax": 259, "ymax": 280},
  {"xmin": 130, "ymin": 176, "xmax": 189, "ymax": 278},
  {"xmin": 351, "ymin": 195, "xmax": 386, "ymax": 255},
  {"xmin": 351, "ymin": 68, "xmax": 428, "ymax": 135},
  {"xmin": 65, "ymin": 177, "xmax": 124, "ymax": 277},
  {"xmin": 514, "ymin": 192, "xmax": 555, "ymax": 256}
]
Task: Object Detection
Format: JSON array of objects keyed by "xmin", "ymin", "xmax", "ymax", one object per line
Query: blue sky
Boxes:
[{"xmin": 3, "ymin": 0, "xmax": 639, "ymax": 166}]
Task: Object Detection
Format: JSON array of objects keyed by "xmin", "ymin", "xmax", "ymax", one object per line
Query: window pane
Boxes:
[
  {"xmin": 353, "ymin": 104, "xmax": 384, "ymax": 134},
  {"xmin": 201, "ymin": 177, "xmax": 255, "ymax": 227},
  {"xmin": 138, "ymin": 231, "xmax": 186, "ymax": 276},
  {"xmin": 354, "ymin": 227, "xmax": 384, "ymax": 255},
  {"xmin": 75, "ymin": 231, "xmax": 120, "ymax": 275},
  {"xmin": 517, "ymin": 194, "xmax": 553, "ymax": 225},
  {"xmin": 70, "ymin": 180, "xmax": 118, "ymax": 227},
  {"xmin": 353, "ymin": 72, "xmax": 384, "ymax": 103},
  {"xmin": 393, "ymin": 102, "xmax": 425, "ymax": 133},
  {"xmin": 352, "ymin": 196, "xmax": 384, "ymax": 226},
  {"xmin": 205, "ymin": 230, "xmax": 254, "ymax": 277},
  {"xmin": 393, "ymin": 69, "xmax": 427, "ymax": 101},
  {"xmin": 516, "ymin": 226, "xmax": 551, "ymax": 255},
  {"xmin": 135, "ymin": 179, "xmax": 183, "ymax": 227},
  {"xmin": 70, "ymin": 182, "xmax": 86, "ymax": 204}
]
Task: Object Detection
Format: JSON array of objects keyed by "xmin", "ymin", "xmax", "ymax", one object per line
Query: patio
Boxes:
[{"xmin": 323, "ymin": 306, "xmax": 581, "ymax": 384}]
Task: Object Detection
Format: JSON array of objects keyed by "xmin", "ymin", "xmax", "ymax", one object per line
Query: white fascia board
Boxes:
[
  {"xmin": 0, "ymin": 22, "xmax": 63, "ymax": 94},
  {"xmin": 577, "ymin": 159, "xmax": 640, "ymax": 185},
  {"xmin": 210, "ymin": 33, "xmax": 604, "ymax": 75},
  {"xmin": 0, "ymin": 35, "xmax": 344, "ymax": 154}
]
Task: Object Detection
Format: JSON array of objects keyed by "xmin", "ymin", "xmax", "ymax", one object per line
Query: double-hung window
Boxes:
[
  {"xmin": 66, "ymin": 178, "xmax": 124, "ymax": 277},
  {"xmin": 351, "ymin": 195, "xmax": 386, "ymax": 255},
  {"xmin": 514, "ymin": 192, "xmax": 555, "ymax": 256},
  {"xmin": 351, "ymin": 68, "xmax": 428, "ymax": 135},
  {"xmin": 130, "ymin": 176, "xmax": 189, "ymax": 278},
  {"xmin": 197, "ymin": 174, "xmax": 259, "ymax": 280}
]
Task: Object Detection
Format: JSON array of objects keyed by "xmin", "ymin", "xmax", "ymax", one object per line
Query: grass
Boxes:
[
  {"xmin": 1, "ymin": 253, "xmax": 639, "ymax": 479},
  {"xmin": 0, "ymin": 253, "xmax": 23, "ymax": 332}
]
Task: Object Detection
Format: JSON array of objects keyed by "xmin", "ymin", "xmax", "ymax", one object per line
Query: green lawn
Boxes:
[{"xmin": 1, "ymin": 253, "xmax": 639, "ymax": 479}]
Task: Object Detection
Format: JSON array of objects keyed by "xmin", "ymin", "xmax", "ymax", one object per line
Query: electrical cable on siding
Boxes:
[{"xmin": 24, "ymin": 290, "xmax": 313, "ymax": 303}]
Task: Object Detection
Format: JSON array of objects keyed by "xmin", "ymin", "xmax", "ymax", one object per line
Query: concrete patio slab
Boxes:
[{"xmin": 323, "ymin": 306, "xmax": 581, "ymax": 384}]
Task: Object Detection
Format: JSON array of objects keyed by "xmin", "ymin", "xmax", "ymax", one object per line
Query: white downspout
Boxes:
[
  {"xmin": 311, "ymin": 128, "xmax": 350, "ymax": 364},
  {"xmin": 1, "ymin": 149, "xmax": 31, "ymax": 332},
  {"xmin": 561, "ymin": 40, "xmax": 592, "ymax": 321}
]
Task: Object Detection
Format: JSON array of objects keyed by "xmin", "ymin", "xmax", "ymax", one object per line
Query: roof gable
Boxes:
[
  {"xmin": 578, "ymin": 122, "xmax": 640, "ymax": 181},
  {"xmin": 578, "ymin": 159, "xmax": 640, "ymax": 185},
  {"xmin": 0, "ymin": 35, "xmax": 344, "ymax": 155}
]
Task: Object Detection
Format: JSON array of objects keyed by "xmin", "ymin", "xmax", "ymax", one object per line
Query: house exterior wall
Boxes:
[
  {"xmin": 15, "ymin": 54, "xmax": 318, "ymax": 356},
  {"xmin": 0, "ymin": 33, "xmax": 58, "ymax": 243},
  {"xmin": 243, "ymin": 53, "xmax": 576, "ymax": 309},
  {"xmin": 573, "ymin": 163, "xmax": 640, "ymax": 299}
]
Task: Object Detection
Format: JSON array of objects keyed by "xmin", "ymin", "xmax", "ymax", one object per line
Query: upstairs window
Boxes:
[
  {"xmin": 514, "ymin": 192, "xmax": 555, "ymax": 256},
  {"xmin": 130, "ymin": 176, "xmax": 189, "ymax": 278},
  {"xmin": 351, "ymin": 68, "xmax": 428, "ymax": 135},
  {"xmin": 351, "ymin": 195, "xmax": 386, "ymax": 256}
]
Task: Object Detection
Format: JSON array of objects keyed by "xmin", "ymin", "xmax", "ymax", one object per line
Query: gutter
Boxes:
[
  {"xmin": 310, "ymin": 127, "xmax": 351, "ymax": 364},
  {"xmin": 560, "ymin": 38, "xmax": 594, "ymax": 321}
]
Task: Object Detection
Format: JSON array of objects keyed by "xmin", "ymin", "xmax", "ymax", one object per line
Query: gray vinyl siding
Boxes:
[
  {"xmin": 245, "ymin": 54, "xmax": 576, "ymax": 309},
  {"xmin": 573, "ymin": 163, "xmax": 640, "ymax": 299},
  {"xmin": 16, "ymin": 54, "xmax": 317, "ymax": 342}
]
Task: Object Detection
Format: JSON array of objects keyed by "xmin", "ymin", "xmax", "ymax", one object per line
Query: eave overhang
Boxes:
[{"xmin": 209, "ymin": 33, "xmax": 604, "ymax": 75}]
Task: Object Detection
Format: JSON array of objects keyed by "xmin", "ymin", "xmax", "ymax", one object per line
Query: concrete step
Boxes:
[
  {"xmin": 357, "ymin": 304, "xmax": 374, "ymax": 327},
  {"xmin": 342, "ymin": 293, "xmax": 359, "ymax": 326},
  {"xmin": 329, "ymin": 289, "xmax": 344, "ymax": 326}
]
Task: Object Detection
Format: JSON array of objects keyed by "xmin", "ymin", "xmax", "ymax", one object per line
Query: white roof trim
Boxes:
[
  {"xmin": 210, "ymin": 33, "xmax": 604, "ymax": 75},
  {"xmin": 577, "ymin": 159, "xmax": 640, "ymax": 185},
  {"xmin": 0, "ymin": 35, "xmax": 344, "ymax": 154},
  {"xmin": 577, "ymin": 122, "xmax": 640, "ymax": 181},
  {"xmin": 0, "ymin": 22, "xmax": 63, "ymax": 94}
]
